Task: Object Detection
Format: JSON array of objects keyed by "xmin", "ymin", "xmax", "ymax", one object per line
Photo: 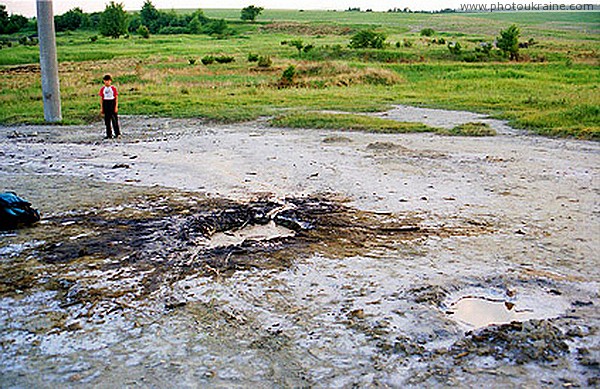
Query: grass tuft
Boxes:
[
  {"xmin": 270, "ymin": 112, "xmax": 439, "ymax": 133},
  {"xmin": 437, "ymin": 122, "xmax": 497, "ymax": 136}
]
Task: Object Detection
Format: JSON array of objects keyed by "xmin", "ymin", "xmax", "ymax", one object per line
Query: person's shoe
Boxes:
[{"xmin": 105, "ymin": 135, "xmax": 113, "ymax": 139}]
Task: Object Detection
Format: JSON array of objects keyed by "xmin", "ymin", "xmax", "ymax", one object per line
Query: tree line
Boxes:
[{"xmin": 0, "ymin": 1, "xmax": 266, "ymax": 38}]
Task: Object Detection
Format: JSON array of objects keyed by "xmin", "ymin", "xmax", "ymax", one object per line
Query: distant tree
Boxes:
[
  {"xmin": 140, "ymin": 0, "xmax": 160, "ymax": 33},
  {"xmin": 497, "ymin": 24, "xmax": 520, "ymax": 60},
  {"xmin": 240, "ymin": 5, "xmax": 264, "ymax": 22},
  {"xmin": 82, "ymin": 12, "xmax": 101, "ymax": 29},
  {"xmin": 55, "ymin": 8, "xmax": 85, "ymax": 32},
  {"xmin": 349, "ymin": 30, "xmax": 386, "ymax": 49},
  {"xmin": 188, "ymin": 15, "xmax": 202, "ymax": 34},
  {"xmin": 128, "ymin": 13, "xmax": 142, "ymax": 33},
  {"xmin": 0, "ymin": 5, "xmax": 29, "ymax": 34},
  {"xmin": 99, "ymin": 2, "xmax": 129, "ymax": 38},
  {"xmin": 0, "ymin": 5, "xmax": 9, "ymax": 30},
  {"xmin": 7, "ymin": 13, "xmax": 29, "ymax": 33}
]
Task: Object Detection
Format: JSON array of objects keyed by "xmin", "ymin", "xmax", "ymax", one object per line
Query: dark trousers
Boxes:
[{"xmin": 102, "ymin": 100, "xmax": 120, "ymax": 138}]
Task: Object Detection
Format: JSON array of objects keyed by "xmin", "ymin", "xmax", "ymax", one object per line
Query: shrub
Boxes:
[
  {"xmin": 438, "ymin": 122, "xmax": 496, "ymax": 136},
  {"xmin": 497, "ymin": 24, "xmax": 520, "ymax": 60},
  {"xmin": 203, "ymin": 19, "xmax": 229, "ymax": 36},
  {"xmin": 420, "ymin": 28, "xmax": 435, "ymax": 37},
  {"xmin": 257, "ymin": 55, "xmax": 272, "ymax": 68},
  {"xmin": 188, "ymin": 58, "xmax": 197, "ymax": 65},
  {"xmin": 281, "ymin": 65, "xmax": 296, "ymax": 85},
  {"xmin": 448, "ymin": 41, "xmax": 462, "ymax": 55},
  {"xmin": 475, "ymin": 42, "xmax": 492, "ymax": 55},
  {"xmin": 90, "ymin": 35, "xmax": 98, "ymax": 42},
  {"xmin": 349, "ymin": 30, "xmax": 386, "ymax": 49},
  {"xmin": 137, "ymin": 25, "xmax": 150, "ymax": 38},
  {"xmin": 247, "ymin": 53, "xmax": 259, "ymax": 62},
  {"xmin": 215, "ymin": 55, "xmax": 235, "ymax": 64},
  {"xmin": 158, "ymin": 26, "xmax": 187, "ymax": 34},
  {"xmin": 290, "ymin": 39, "xmax": 304, "ymax": 55},
  {"xmin": 201, "ymin": 55, "xmax": 215, "ymax": 65}
]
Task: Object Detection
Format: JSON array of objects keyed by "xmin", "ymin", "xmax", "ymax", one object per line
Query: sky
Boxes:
[{"xmin": 3, "ymin": 0, "xmax": 598, "ymax": 17}]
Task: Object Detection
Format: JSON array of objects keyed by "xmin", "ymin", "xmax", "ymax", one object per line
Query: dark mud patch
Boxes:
[
  {"xmin": 407, "ymin": 284, "xmax": 450, "ymax": 306},
  {"xmin": 449, "ymin": 319, "xmax": 569, "ymax": 364},
  {"xmin": 322, "ymin": 135, "xmax": 353, "ymax": 144},
  {"xmin": 1, "ymin": 190, "xmax": 492, "ymax": 308}
]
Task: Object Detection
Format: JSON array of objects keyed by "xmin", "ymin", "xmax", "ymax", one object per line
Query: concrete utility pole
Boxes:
[{"xmin": 36, "ymin": 0, "xmax": 62, "ymax": 122}]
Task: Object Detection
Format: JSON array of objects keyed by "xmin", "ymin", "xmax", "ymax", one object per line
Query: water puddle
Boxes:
[
  {"xmin": 206, "ymin": 221, "xmax": 295, "ymax": 249},
  {"xmin": 447, "ymin": 296, "xmax": 537, "ymax": 329}
]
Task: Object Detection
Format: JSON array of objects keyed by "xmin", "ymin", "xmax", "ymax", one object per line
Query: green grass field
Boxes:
[{"xmin": 0, "ymin": 10, "xmax": 598, "ymax": 138}]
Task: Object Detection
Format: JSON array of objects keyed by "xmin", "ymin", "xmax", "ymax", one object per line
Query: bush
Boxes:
[
  {"xmin": 438, "ymin": 122, "xmax": 496, "ymax": 136},
  {"xmin": 137, "ymin": 25, "xmax": 150, "ymax": 38},
  {"xmin": 257, "ymin": 55, "xmax": 272, "ymax": 68},
  {"xmin": 248, "ymin": 53, "xmax": 259, "ymax": 62},
  {"xmin": 215, "ymin": 55, "xmax": 235, "ymax": 64},
  {"xmin": 497, "ymin": 24, "xmax": 520, "ymax": 60},
  {"xmin": 90, "ymin": 35, "xmax": 98, "ymax": 43},
  {"xmin": 18, "ymin": 36, "xmax": 38, "ymax": 46},
  {"xmin": 349, "ymin": 30, "xmax": 386, "ymax": 49},
  {"xmin": 158, "ymin": 26, "xmax": 187, "ymax": 34},
  {"xmin": 203, "ymin": 19, "xmax": 228, "ymax": 36},
  {"xmin": 475, "ymin": 42, "xmax": 492, "ymax": 55},
  {"xmin": 280, "ymin": 65, "xmax": 296, "ymax": 86},
  {"xmin": 420, "ymin": 28, "xmax": 435, "ymax": 37},
  {"xmin": 290, "ymin": 39, "xmax": 304, "ymax": 54},
  {"xmin": 188, "ymin": 58, "xmax": 197, "ymax": 65},
  {"xmin": 448, "ymin": 42, "xmax": 462, "ymax": 55},
  {"xmin": 201, "ymin": 55, "xmax": 215, "ymax": 65}
]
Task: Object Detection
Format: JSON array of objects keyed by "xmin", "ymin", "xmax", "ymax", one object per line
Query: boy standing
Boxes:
[{"xmin": 99, "ymin": 74, "xmax": 121, "ymax": 139}]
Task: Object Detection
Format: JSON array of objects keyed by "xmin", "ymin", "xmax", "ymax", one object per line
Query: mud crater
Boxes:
[{"xmin": 1, "ymin": 191, "xmax": 491, "ymax": 309}]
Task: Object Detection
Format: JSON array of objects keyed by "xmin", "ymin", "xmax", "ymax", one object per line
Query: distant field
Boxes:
[{"xmin": 0, "ymin": 10, "xmax": 598, "ymax": 138}]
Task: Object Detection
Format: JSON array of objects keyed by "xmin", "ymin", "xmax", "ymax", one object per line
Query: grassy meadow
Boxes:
[{"xmin": 0, "ymin": 9, "xmax": 598, "ymax": 138}]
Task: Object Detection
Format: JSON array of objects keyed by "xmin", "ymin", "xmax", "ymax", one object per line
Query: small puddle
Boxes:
[
  {"xmin": 206, "ymin": 221, "xmax": 295, "ymax": 249},
  {"xmin": 447, "ymin": 296, "xmax": 537, "ymax": 329}
]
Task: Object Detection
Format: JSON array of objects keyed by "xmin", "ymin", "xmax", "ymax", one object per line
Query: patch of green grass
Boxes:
[
  {"xmin": 270, "ymin": 112, "xmax": 438, "ymax": 133},
  {"xmin": 0, "ymin": 11, "xmax": 597, "ymax": 139},
  {"xmin": 437, "ymin": 122, "xmax": 497, "ymax": 136}
]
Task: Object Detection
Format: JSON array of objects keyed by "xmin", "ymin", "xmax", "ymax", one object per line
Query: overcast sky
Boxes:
[{"xmin": 3, "ymin": 0, "xmax": 598, "ymax": 16}]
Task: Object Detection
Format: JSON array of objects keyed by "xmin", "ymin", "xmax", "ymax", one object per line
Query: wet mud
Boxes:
[{"xmin": 1, "ymin": 114, "xmax": 599, "ymax": 387}]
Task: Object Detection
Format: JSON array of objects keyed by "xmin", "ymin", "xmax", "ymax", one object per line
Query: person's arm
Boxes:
[
  {"xmin": 100, "ymin": 87, "xmax": 104, "ymax": 115},
  {"xmin": 113, "ymin": 86, "xmax": 118, "ymax": 113}
]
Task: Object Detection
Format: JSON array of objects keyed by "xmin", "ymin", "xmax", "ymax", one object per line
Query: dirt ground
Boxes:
[{"xmin": 1, "ymin": 106, "xmax": 599, "ymax": 387}]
